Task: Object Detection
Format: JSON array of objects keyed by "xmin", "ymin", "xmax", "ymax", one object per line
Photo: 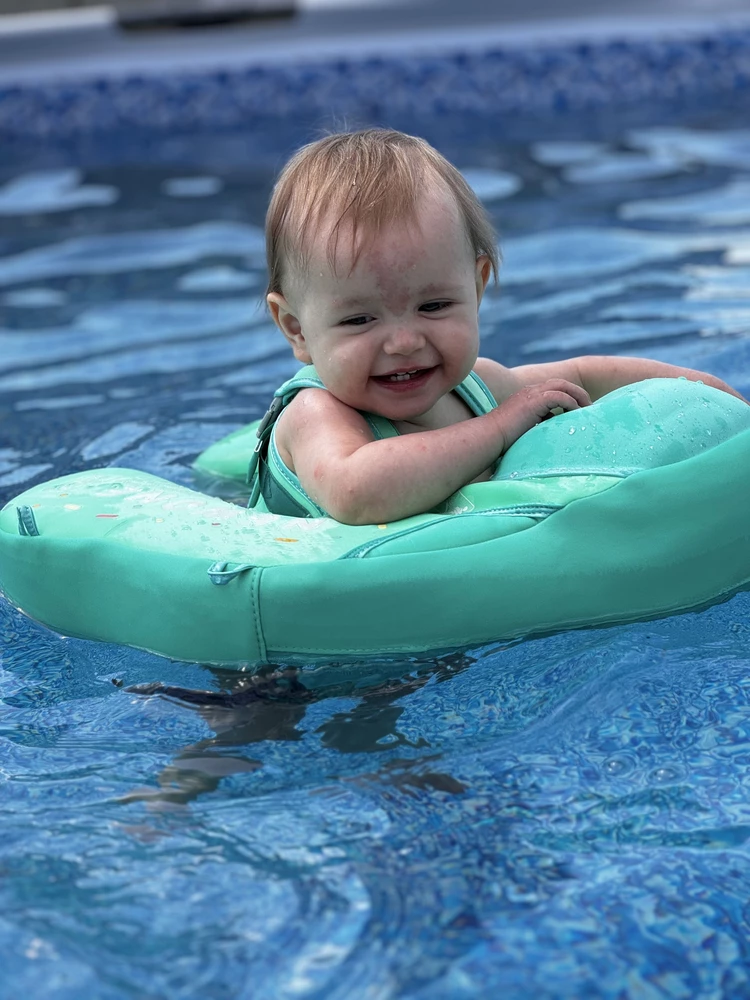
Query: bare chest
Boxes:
[
  {"xmin": 392, "ymin": 390, "xmax": 476, "ymax": 435},
  {"xmin": 394, "ymin": 390, "xmax": 493, "ymax": 483}
]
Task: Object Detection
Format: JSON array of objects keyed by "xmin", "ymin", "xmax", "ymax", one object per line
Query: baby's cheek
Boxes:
[{"xmin": 328, "ymin": 347, "xmax": 361, "ymax": 381}]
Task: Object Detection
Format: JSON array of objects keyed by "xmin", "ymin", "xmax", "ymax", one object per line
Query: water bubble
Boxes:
[
  {"xmin": 509, "ymin": 471, "xmax": 519, "ymax": 479},
  {"xmin": 569, "ymin": 427, "xmax": 576, "ymax": 435},
  {"xmin": 650, "ymin": 766, "xmax": 679, "ymax": 783},
  {"xmin": 604, "ymin": 756, "xmax": 633, "ymax": 776}
]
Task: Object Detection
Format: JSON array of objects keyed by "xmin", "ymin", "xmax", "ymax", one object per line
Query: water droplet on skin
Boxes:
[
  {"xmin": 509, "ymin": 471, "xmax": 519, "ymax": 479},
  {"xmin": 569, "ymin": 427, "xmax": 576, "ymax": 435}
]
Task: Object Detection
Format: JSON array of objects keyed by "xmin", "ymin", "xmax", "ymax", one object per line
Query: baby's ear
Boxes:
[
  {"xmin": 475, "ymin": 256, "xmax": 492, "ymax": 303},
  {"xmin": 267, "ymin": 293, "xmax": 312, "ymax": 363}
]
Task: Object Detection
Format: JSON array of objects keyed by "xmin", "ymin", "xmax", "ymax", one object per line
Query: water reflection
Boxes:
[
  {"xmin": 121, "ymin": 670, "xmax": 311, "ymax": 805},
  {"xmin": 122, "ymin": 651, "xmax": 475, "ymax": 805}
]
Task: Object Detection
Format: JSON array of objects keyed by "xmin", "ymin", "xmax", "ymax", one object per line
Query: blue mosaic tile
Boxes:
[{"xmin": 1, "ymin": 29, "xmax": 750, "ymax": 137}]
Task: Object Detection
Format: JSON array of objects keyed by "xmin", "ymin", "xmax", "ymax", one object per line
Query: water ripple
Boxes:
[
  {"xmin": 2, "ymin": 117, "xmax": 750, "ymax": 999},
  {"xmin": 0, "ymin": 170, "xmax": 118, "ymax": 216},
  {"xmin": 0, "ymin": 221, "xmax": 265, "ymax": 286}
]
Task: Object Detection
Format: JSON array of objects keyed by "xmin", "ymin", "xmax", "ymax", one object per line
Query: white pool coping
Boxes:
[{"xmin": 2, "ymin": 4, "xmax": 750, "ymax": 88}]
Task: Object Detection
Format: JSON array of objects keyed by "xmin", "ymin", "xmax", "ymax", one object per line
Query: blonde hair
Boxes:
[{"xmin": 265, "ymin": 128, "xmax": 499, "ymax": 296}]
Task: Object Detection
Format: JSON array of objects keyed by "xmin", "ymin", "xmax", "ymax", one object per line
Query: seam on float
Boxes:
[{"xmin": 250, "ymin": 568, "xmax": 267, "ymax": 662}]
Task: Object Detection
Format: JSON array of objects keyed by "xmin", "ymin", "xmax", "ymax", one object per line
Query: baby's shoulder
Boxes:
[
  {"xmin": 276, "ymin": 387, "xmax": 375, "ymax": 456},
  {"xmin": 473, "ymin": 357, "xmax": 524, "ymax": 404},
  {"xmin": 282, "ymin": 385, "xmax": 365, "ymax": 423}
]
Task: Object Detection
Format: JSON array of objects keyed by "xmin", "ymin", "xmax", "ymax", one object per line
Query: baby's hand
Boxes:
[{"xmin": 496, "ymin": 379, "xmax": 591, "ymax": 452}]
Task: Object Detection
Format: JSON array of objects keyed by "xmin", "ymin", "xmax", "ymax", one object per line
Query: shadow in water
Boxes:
[{"xmin": 120, "ymin": 650, "xmax": 477, "ymax": 807}]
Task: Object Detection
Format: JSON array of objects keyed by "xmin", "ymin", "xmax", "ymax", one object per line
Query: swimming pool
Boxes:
[{"xmin": 3, "ymin": 15, "xmax": 750, "ymax": 997}]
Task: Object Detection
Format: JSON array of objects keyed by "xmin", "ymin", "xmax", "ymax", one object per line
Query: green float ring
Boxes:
[{"xmin": 1, "ymin": 379, "xmax": 749, "ymax": 667}]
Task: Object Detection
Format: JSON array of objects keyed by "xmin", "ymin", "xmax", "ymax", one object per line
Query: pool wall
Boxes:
[{"xmin": 2, "ymin": 17, "xmax": 750, "ymax": 138}]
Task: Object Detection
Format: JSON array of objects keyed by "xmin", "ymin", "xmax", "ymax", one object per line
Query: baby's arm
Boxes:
[
  {"xmin": 488, "ymin": 355, "xmax": 747, "ymax": 404},
  {"xmin": 277, "ymin": 381, "xmax": 589, "ymax": 525}
]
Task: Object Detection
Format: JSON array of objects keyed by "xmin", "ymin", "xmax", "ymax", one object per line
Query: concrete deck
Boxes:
[{"xmin": 1, "ymin": 0, "xmax": 750, "ymax": 86}]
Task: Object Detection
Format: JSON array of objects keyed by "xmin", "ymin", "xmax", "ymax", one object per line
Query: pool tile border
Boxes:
[{"xmin": 2, "ymin": 29, "xmax": 750, "ymax": 137}]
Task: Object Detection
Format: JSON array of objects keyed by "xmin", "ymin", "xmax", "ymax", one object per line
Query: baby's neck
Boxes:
[{"xmin": 391, "ymin": 389, "xmax": 475, "ymax": 435}]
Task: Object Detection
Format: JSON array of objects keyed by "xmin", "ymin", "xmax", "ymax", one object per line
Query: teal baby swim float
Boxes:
[{"xmin": 1, "ymin": 377, "xmax": 750, "ymax": 667}]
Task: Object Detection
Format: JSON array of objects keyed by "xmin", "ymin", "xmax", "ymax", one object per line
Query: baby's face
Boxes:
[{"xmin": 270, "ymin": 186, "xmax": 490, "ymax": 424}]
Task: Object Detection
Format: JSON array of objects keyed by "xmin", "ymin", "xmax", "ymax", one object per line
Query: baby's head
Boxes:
[
  {"xmin": 266, "ymin": 128, "xmax": 498, "ymax": 302},
  {"xmin": 264, "ymin": 129, "xmax": 499, "ymax": 417}
]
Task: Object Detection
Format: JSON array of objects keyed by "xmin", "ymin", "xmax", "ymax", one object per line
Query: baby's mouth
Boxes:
[{"xmin": 374, "ymin": 367, "xmax": 432, "ymax": 384}]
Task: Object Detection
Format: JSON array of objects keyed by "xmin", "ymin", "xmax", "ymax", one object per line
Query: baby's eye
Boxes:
[
  {"xmin": 420, "ymin": 300, "xmax": 452, "ymax": 313},
  {"xmin": 340, "ymin": 315, "xmax": 373, "ymax": 327}
]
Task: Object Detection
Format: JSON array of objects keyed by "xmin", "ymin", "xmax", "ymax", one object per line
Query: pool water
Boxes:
[{"xmin": 2, "ymin": 104, "xmax": 750, "ymax": 997}]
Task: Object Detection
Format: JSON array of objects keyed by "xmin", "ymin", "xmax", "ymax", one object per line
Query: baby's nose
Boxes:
[{"xmin": 383, "ymin": 325, "xmax": 425, "ymax": 355}]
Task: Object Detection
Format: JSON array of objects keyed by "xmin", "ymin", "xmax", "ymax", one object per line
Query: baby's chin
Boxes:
[{"xmin": 323, "ymin": 370, "xmax": 442, "ymax": 421}]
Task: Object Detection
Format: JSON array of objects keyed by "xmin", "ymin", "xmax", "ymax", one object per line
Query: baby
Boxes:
[{"xmin": 256, "ymin": 128, "xmax": 744, "ymax": 524}]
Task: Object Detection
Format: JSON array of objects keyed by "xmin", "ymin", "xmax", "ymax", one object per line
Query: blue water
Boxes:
[{"xmin": 2, "ymin": 107, "xmax": 750, "ymax": 997}]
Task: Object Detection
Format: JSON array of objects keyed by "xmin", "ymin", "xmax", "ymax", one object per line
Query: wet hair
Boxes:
[{"xmin": 265, "ymin": 128, "xmax": 499, "ymax": 297}]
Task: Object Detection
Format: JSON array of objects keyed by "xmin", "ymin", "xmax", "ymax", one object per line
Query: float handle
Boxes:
[
  {"xmin": 16, "ymin": 506, "xmax": 40, "ymax": 537},
  {"xmin": 207, "ymin": 560, "xmax": 255, "ymax": 585}
]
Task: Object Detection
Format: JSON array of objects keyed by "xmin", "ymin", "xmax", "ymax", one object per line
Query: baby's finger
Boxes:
[
  {"xmin": 541, "ymin": 379, "xmax": 590, "ymax": 407},
  {"xmin": 566, "ymin": 383, "xmax": 592, "ymax": 407},
  {"xmin": 542, "ymin": 390, "xmax": 584, "ymax": 413}
]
